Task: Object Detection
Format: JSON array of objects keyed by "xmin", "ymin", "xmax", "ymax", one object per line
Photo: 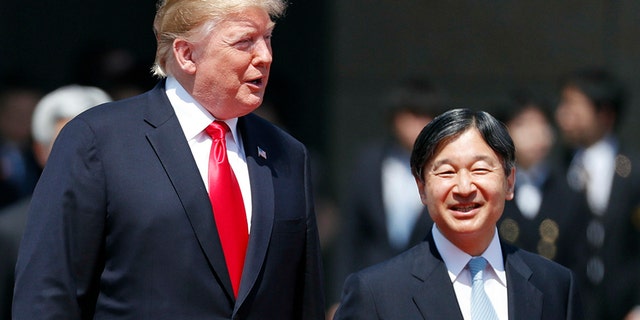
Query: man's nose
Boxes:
[
  {"xmin": 252, "ymin": 38, "xmax": 272, "ymax": 66},
  {"xmin": 454, "ymin": 170, "xmax": 477, "ymax": 195}
]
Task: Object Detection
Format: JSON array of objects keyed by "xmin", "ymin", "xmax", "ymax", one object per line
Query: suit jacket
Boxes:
[
  {"xmin": 12, "ymin": 81, "xmax": 325, "ymax": 319},
  {"xmin": 499, "ymin": 164, "xmax": 589, "ymax": 267},
  {"xmin": 333, "ymin": 231, "xmax": 583, "ymax": 320},
  {"xmin": 0, "ymin": 197, "xmax": 30, "ymax": 320},
  {"xmin": 566, "ymin": 146, "xmax": 640, "ymax": 320},
  {"xmin": 334, "ymin": 141, "xmax": 432, "ymax": 301}
]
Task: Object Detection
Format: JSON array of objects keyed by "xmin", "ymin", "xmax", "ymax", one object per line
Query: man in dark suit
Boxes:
[
  {"xmin": 12, "ymin": 1, "xmax": 325, "ymax": 319},
  {"xmin": 555, "ymin": 67, "xmax": 640, "ymax": 320},
  {"xmin": 334, "ymin": 108, "xmax": 582, "ymax": 320}
]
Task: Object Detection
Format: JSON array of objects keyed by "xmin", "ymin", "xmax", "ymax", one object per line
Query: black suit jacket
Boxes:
[
  {"xmin": 568, "ymin": 147, "xmax": 640, "ymax": 320},
  {"xmin": 499, "ymin": 165, "xmax": 589, "ymax": 267},
  {"xmin": 333, "ymin": 231, "xmax": 583, "ymax": 320},
  {"xmin": 0, "ymin": 197, "xmax": 30, "ymax": 319},
  {"xmin": 12, "ymin": 81, "xmax": 325, "ymax": 319}
]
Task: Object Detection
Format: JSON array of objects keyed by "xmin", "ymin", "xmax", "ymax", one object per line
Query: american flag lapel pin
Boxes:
[{"xmin": 258, "ymin": 146, "xmax": 267, "ymax": 159}]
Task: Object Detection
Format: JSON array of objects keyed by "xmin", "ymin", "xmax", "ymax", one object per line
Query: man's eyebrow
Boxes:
[
  {"xmin": 471, "ymin": 155, "xmax": 495, "ymax": 163},
  {"xmin": 431, "ymin": 155, "xmax": 496, "ymax": 169},
  {"xmin": 430, "ymin": 159, "xmax": 451, "ymax": 170},
  {"xmin": 266, "ymin": 21, "xmax": 276, "ymax": 32}
]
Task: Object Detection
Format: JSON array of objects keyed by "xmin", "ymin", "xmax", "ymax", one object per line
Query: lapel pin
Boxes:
[{"xmin": 258, "ymin": 146, "xmax": 267, "ymax": 159}]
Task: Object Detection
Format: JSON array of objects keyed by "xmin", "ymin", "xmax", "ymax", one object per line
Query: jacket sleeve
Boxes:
[
  {"xmin": 332, "ymin": 272, "xmax": 379, "ymax": 320},
  {"xmin": 302, "ymin": 146, "xmax": 327, "ymax": 319},
  {"xmin": 13, "ymin": 117, "xmax": 106, "ymax": 319}
]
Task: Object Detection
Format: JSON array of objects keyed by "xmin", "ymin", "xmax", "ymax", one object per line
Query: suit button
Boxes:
[
  {"xmin": 587, "ymin": 219, "xmax": 605, "ymax": 248},
  {"xmin": 587, "ymin": 256, "xmax": 604, "ymax": 284}
]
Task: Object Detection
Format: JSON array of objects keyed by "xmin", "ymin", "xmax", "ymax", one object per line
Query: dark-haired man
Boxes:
[{"xmin": 334, "ymin": 108, "xmax": 582, "ymax": 320}]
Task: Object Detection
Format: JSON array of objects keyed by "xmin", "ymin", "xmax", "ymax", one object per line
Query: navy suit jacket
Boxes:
[
  {"xmin": 13, "ymin": 81, "xmax": 325, "ymax": 319},
  {"xmin": 333, "ymin": 231, "xmax": 582, "ymax": 320}
]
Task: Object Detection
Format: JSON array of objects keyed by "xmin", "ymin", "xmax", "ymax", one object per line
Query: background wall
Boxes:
[
  {"xmin": 2, "ymin": 0, "xmax": 639, "ymax": 204},
  {"xmin": 0, "ymin": 1, "xmax": 157, "ymax": 89},
  {"xmin": 328, "ymin": 0, "xmax": 640, "ymax": 200}
]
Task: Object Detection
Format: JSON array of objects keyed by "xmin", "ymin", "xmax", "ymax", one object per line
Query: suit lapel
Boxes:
[
  {"xmin": 503, "ymin": 244, "xmax": 543, "ymax": 319},
  {"xmin": 413, "ymin": 234, "xmax": 464, "ymax": 320},
  {"xmin": 234, "ymin": 115, "xmax": 275, "ymax": 307},
  {"xmin": 143, "ymin": 83, "xmax": 235, "ymax": 300},
  {"xmin": 412, "ymin": 234, "xmax": 546, "ymax": 319}
]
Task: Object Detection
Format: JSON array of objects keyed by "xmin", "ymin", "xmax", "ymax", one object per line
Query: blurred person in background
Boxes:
[
  {"xmin": 0, "ymin": 86, "xmax": 41, "ymax": 209},
  {"xmin": 0, "ymin": 85, "xmax": 111, "ymax": 319},
  {"xmin": 496, "ymin": 90, "xmax": 589, "ymax": 269},
  {"xmin": 12, "ymin": 0, "xmax": 325, "ymax": 319},
  {"xmin": 555, "ymin": 67, "xmax": 640, "ymax": 320},
  {"xmin": 330, "ymin": 78, "xmax": 447, "ymax": 315}
]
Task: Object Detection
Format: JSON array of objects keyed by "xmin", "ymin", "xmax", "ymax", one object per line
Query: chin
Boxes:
[
  {"xmin": 452, "ymin": 220, "xmax": 486, "ymax": 233},
  {"xmin": 240, "ymin": 93, "xmax": 263, "ymax": 106},
  {"xmin": 238, "ymin": 103, "xmax": 261, "ymax": 117}
]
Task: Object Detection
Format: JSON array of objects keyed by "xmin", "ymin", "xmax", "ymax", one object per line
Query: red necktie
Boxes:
[{"xmin": 205, "ymin": 121, "xmax": 248, "ymax": 298}]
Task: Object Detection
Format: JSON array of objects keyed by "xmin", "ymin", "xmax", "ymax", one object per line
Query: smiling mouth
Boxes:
[{"xmin": 451, "ymin": 204, "xmax": 481, "ymax": 212}]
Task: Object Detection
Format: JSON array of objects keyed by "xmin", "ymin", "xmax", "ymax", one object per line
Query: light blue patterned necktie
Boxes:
[{"xmin": 469, "ymin": 257, "xmax": 499, "ymax": 320}]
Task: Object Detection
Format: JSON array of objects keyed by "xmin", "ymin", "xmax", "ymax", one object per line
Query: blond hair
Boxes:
[{"xmin": 151, "ymin": 0, "xmax": 287, "ymax": 78}]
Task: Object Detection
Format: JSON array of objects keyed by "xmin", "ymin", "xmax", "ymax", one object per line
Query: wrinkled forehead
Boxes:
[{"xmin": 197, "ymin": 6, "xmax": 275, "ymax": 38}]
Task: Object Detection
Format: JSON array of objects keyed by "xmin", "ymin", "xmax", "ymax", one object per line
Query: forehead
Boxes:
[
  {"xmin": 508, "ymin": 107, "xmax": 547, "ymax": 129},
  {"xmin": 215, "ymin": 7, "xmax": 275, "ymax": 32},
  {"xmin": 562, "ymin": 86, "xmax": 593, "ymax": 105}
]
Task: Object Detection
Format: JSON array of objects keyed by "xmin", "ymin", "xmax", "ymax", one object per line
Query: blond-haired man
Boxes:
[{"xmin": 13, "ymin": 1, "xmax": 325, "ymax": 318}]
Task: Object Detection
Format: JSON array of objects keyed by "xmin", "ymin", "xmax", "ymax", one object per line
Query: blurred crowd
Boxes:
[{"xmin": 1, "ymin": 53, "xmax": 639, "ymax": 319}]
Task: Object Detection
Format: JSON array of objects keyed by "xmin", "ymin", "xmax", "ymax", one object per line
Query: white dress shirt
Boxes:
[
  {"xmin": 382, "ymin": 153, "xmax": 423, "ymax": 249},
  {"xmin": 164, "ymin": 77, "xmax": 252, "ymax": 231},
  {"xmin": 514, "ymin": 164, "xmax": 548, "ymax": 219},
  {"xmin": 432, "ymin": 225, "xmax": 508, "ymax": 320},
  {"xmin": 580, "ymin": 135, "xmax": 616, "ymax": 215}
]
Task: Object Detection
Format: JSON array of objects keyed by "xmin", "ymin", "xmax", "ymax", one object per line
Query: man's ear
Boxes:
[
  {"xmin": 415, "ymin": 177, "xmax": 427, "ymax": 204},
  {"xmin": 505, "ymin": 167, "xmax": 516, "ymax": 201},
  {"xmin": 173, "ymin": 38, "xmax": 197, "ymax": 74}
]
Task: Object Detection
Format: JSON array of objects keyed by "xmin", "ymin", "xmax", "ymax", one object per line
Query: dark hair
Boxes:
[
  {"xmin": 410, "ymin": 108, "xmax": 515, "ymax": 182},
  {"xmin": 385, "ymin": 77, "xmax": 447, "ymax": 118},
  {"xmin": 497, "ymin": 87, "xmax": 552, "ymax": 125},
  {"xmin": 559, "ymin": 67, "xmax": 626, "ymax": 123}
]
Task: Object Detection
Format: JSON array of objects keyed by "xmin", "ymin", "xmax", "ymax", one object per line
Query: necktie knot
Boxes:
[
  {"xmin": 205, "ymin": 121, "xmax": 229, "ymax": 141},
  {"xmin": 206, "ymin": 121, "xmax": 230, "ymax": 163},
  {"xmin": 469, "ymin": 256, "xmax": 487, "ymax": 282}
]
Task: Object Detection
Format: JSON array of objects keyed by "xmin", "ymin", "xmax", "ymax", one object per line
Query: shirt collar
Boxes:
[
  {"xmin": 582, "ymin": 134, "xmax": 617, "ymax": 164},
  {"xmin": 432, "ymin": 224, "xmax": 506, "ymax": 285},
  {"xmin": 165, "ymin": 76, "xmax": 240, "ymax": 144},
  {"xmin": 517, "ymin": 161, "xmax": 549, "ymax": 188}
]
